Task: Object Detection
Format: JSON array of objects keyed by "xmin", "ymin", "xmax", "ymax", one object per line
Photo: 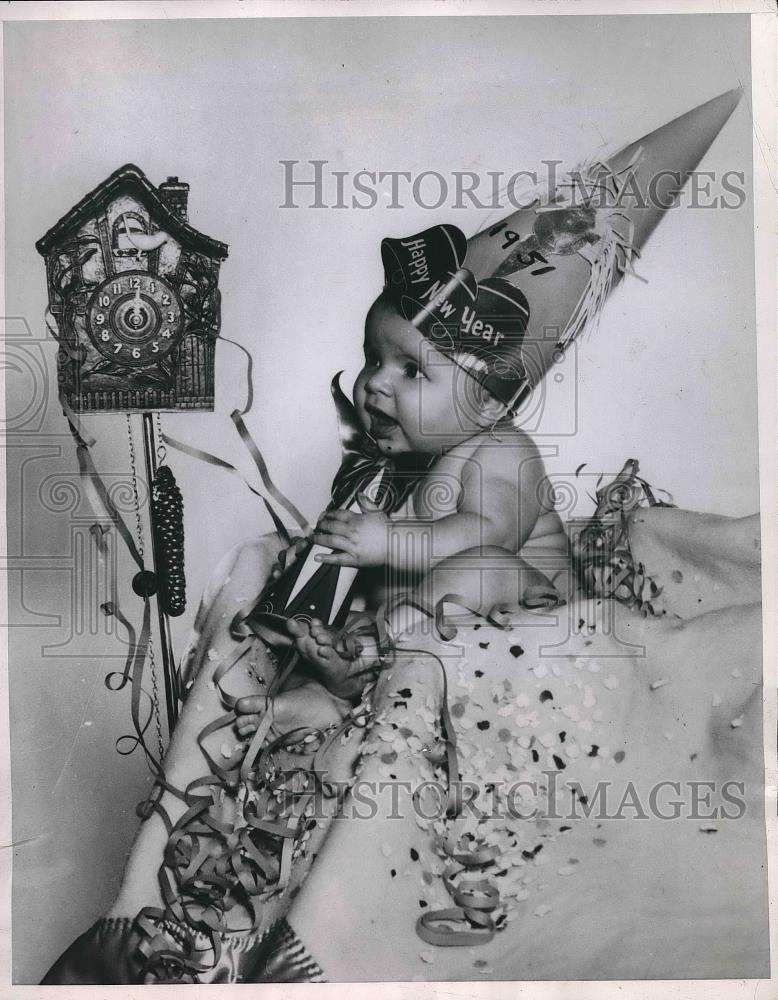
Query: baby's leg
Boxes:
[{"xmin": 387, "ymin": 544, "xmax": 564, "ymax": 651}]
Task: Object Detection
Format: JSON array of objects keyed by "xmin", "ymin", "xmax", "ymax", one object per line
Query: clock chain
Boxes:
[
  {"xmin": 126, "ymin": 413, "xmax": 166, "ymax": 764},
  {"xmin": 155, "ymin": 412, "xmax": 166, "ymax": 464}
]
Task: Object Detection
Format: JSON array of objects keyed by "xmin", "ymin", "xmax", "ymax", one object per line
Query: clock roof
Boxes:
[{"xmin": 35, "ymin": 163, "xmax": 229, "ymax": 260}]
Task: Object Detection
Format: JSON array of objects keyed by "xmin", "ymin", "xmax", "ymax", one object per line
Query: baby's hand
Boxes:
[
  {"xmin": 269, "ymin": 534, "xmax": 310, "ymax": 580},
  {"xmin": 312, "ymin": 495, "xmax": 389, "ymax": 568}
]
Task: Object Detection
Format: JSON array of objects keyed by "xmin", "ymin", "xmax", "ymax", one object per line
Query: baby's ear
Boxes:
[{"xmin": 476, "ymin": 387, "xmax": 510, "ymax": 425}]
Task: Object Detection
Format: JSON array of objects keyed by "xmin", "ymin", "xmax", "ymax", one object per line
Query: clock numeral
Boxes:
[
  {"xmin": 161, "ymin": 329, "xmax": 172, "ymax": 339},
  {"xmin": 101, "ymin": 331, "xmax": 110, "ymax": 342},
  {"xmin": 151, "ymin": 341, "xmax": 159, "ymax": 353},
  {"xmin": 129, "ymin": 277, "xmax": 140, "ymax": 290},
  {"xmin": 132, "ymin": 347, "xmax": 141, "ymax": 360},
  {"xmin": 113, "ymin": 343, "xmax": 122, "ymax": 354},
  {"xmin": 166, "ymin": 311, "xmax": 175, "ymax": 322},
  {"xmin": 112, "ymin": 282, "xmax": 121, "ymax": 295},
  {"xmin": 99, "ymin": 294, "xmax": 110, "ymax": 307},
  {"xmin": 96, "ymin": 312, "xmax": 105, "ymax": 324},
  {"xmin": 149, "ymin": 281, "xmax": 156, "ymax": 293},
  {"xmin": 162, "ymin": 294, "xmax": 171, "ymax": 306}
]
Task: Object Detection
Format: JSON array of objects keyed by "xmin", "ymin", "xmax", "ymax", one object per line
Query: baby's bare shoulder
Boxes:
[{"xmin": 466, "ymin": 424, "xmax": 544, "ymax": 482}]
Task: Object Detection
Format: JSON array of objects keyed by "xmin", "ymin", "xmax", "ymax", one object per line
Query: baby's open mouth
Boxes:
[{"xmin": 366, "ymin": 404, "xmax": 399, "ymax": 438}]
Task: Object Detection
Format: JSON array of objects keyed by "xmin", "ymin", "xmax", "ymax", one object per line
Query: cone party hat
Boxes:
[{"xmin": 381, "ymin": 89, "xmax": 742, "ymax": 410}]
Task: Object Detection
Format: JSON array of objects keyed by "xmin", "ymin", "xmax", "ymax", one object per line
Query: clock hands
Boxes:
[{"xmin": 131, "ymin": 283, "xmax": 142, "ymax": 326}]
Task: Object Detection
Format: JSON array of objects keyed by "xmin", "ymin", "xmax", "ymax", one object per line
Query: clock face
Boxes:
[{"xmin": 86, "ymin": 270, "xmax": 184, "ymax": 368}]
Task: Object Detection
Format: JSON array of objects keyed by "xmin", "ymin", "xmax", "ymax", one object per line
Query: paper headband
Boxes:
[{"xmin": 380, "ymin": 225, "xmax": 533, "ymax": 408}]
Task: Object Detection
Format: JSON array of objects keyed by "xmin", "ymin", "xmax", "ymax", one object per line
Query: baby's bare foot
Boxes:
[
  {"xmin": 286, "ymin": 617, "xmax": 360, "ymax": 694},
  {"xmin": 236, "ymin": 683, "xmax": 351, "ymax": 736}
]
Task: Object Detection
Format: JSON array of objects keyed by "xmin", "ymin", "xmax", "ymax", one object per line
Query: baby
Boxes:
[{"xmin": 236, "ymin": 225, "xmax": 565, "ymax": 740}]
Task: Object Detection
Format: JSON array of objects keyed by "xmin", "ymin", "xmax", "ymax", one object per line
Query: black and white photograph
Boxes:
[{"xmin": 1, "ymin": 1, "xmax": 776, "ymax": 991}]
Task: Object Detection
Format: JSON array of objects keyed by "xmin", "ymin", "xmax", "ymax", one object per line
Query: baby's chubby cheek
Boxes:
[{"xmin": 352, "ymin": 373, "xmax": 371, "ymax": 431}]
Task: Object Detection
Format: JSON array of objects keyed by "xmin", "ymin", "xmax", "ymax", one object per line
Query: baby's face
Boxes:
[{"xmin": 353, "ymin": 300, "xmax": 490, "ymax": 456}]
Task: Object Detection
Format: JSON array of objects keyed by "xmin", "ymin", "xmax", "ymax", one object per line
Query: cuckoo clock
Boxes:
[{"xmin": 36, "ymin": 164, "xmax": 229, "ymax": 413}]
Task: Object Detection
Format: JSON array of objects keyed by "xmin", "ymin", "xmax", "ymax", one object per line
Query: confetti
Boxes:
[
  {"xmin": 510, "ymin": 645, "xmax": 525, "ymax": 658},
  {"xmin": 603, "ymin": 675, "xmax": 619, "ymax": 690},
  {"xmin": 557, "ymin": 865, "xmax": 576, "ymax": 876},
  {"xmin": 731, "ymin": 668, "xmax": 742, "ymax": 678},
  {"xmin": 533, "ymin": 664, "xmax": 548, "ymax": 680},
  {"xmin": 534, "ymin": 904, "xmax": 552, "ymax": 917},
  {"xmin": 650, "ymin": 678, "xmax": 670, "ymax": 690},
  {"xmin": 730, "ymin": 716, "xmax": 743, "ymax": 729},
  {"xmin": 381, "ymin": 843, "xmax": 393, "ymax": 857},
  {"xmin": 419, "ymin": 950, "xmax": 434, "ymax": 964},
  {"xmin": 561, "ymin": 704, "xmax": 580, "ymax": 721},
  {"xmin": 515, "ymin": 693, "xmax": 530, "ymax": 708},
  {"xmin": 207, "ymin": 648, "xmax": 220, "ymax": 662}
]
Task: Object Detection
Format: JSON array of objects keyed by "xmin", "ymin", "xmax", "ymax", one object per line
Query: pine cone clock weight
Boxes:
[{"xmin": 151, "ymin": 465, "xmax": 186, "ymax": 617}]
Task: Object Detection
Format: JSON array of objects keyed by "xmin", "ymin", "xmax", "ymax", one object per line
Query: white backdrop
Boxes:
[{"xmin": 4, "ymin": 12, "xmax": 756, "ymax": 982}]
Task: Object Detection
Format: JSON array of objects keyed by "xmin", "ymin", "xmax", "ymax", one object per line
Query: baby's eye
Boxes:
[{"xmin": 403, "ymin": 361, "xmax": 424, "ymax": 380}]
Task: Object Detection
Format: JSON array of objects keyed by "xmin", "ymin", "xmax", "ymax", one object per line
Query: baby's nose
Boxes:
[{"xmin": 365, "ymin": 367, "xmax": 393, "ymax": 395}]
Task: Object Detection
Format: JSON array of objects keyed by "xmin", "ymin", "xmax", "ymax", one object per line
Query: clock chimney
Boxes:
[{"xmin": 158, "ymin": 176, "xmax": 190, "ymax": 221}]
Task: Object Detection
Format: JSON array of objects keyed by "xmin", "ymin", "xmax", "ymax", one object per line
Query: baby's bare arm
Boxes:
[
  {"xmin": 386, "ymin": 429, "xmax": 545, "ymax": 573},
  {"xmin": 312, "ymin": 430, "xmax": 547, "ymax": 579}
]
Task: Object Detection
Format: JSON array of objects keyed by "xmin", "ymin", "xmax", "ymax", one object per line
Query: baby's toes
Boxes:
[
  {"xmin": 294, "ymin": 634, "xmax": 319, "ymax": 662},
  {"xmin": 236, "ymin": 714, "xmax": 260, "ymax": 735},
  {"xmin": 309, "ymin": 621, "xmax": 331, "ymax": 644}
]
